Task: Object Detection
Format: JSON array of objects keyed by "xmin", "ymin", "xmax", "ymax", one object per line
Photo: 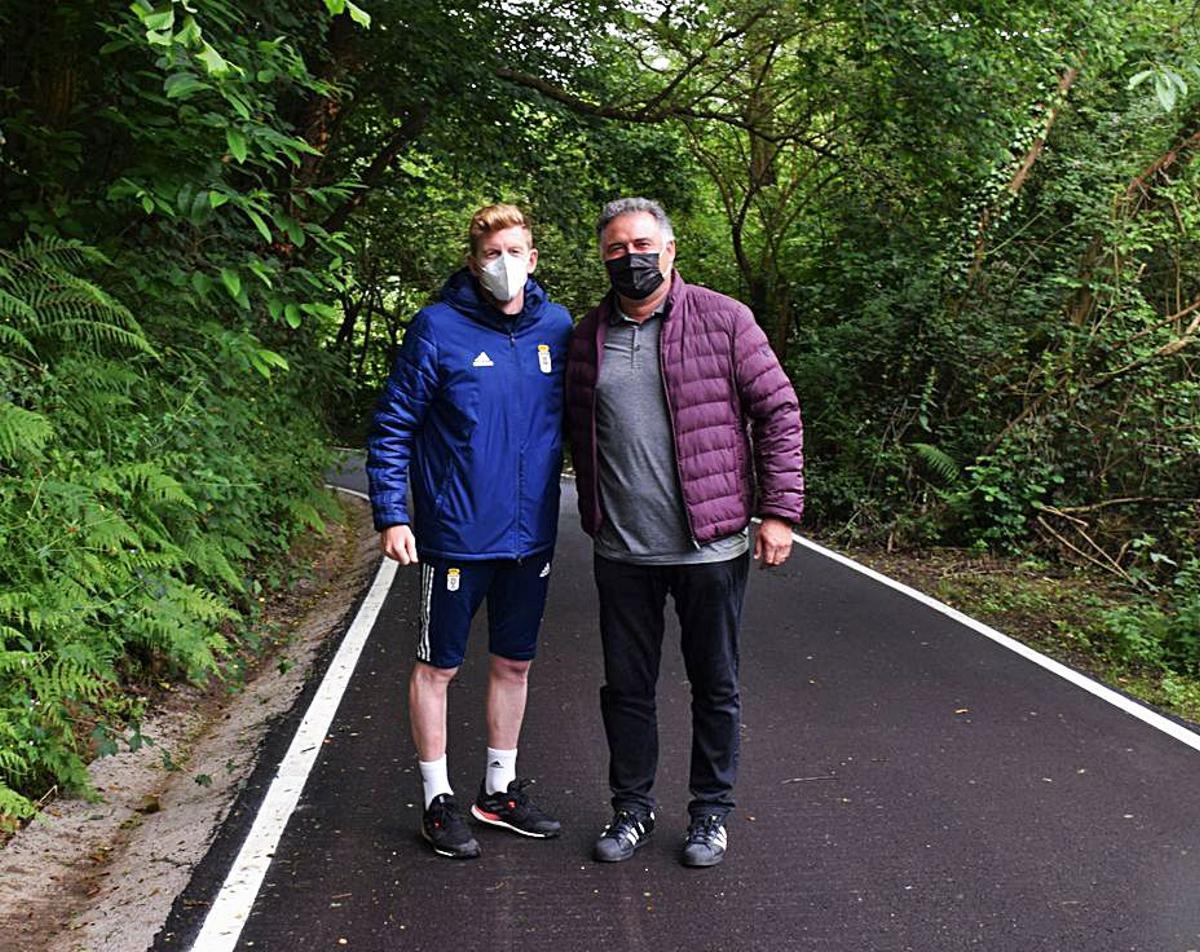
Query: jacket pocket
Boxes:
[{"xmin": 432, "ymin": 457, "xmax": 459, "ymax": 519}]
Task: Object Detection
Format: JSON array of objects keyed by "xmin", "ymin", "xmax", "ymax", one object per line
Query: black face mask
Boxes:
[{"xmin": 605, "ymin": 252, "xmax": 665, "ymax": 300}]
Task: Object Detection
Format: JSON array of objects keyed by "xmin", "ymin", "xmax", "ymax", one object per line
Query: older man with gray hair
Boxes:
[{"xmin": 565, "ymin": 197, "xmax": 805, "ymax": 867}]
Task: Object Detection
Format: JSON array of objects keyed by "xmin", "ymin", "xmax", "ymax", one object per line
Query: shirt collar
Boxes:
[{"xmin": 609, "ymin": 303, "xmax": 665, "ymax": 326}]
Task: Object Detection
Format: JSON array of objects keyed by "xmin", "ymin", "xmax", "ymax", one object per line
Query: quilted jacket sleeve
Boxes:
[
  {"xmin": 365, "ymin": 312, "xmax": 439, "ymax": 531},
  {"xmin": 731, "ymin": 309, "xmax": 805, "ymax": 524}
]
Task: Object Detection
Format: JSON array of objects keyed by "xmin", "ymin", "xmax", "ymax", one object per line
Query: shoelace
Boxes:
[
  {"xmin": 492, "ymin": 778, "xmax": 533, "ymax": 811},
  {"xmin": 687, "ymin": 814, "xmax": 723, "ymax": 844},
  {"xmin": 604, "ymin": 810, "xmax": 644, "ymax": 843},
  {"xmin": 507, "ymin": 778, "xmax": 534, "ymax": 800},
  {"xmin": 428, "ymin": 798, "xmax": 460, "ymax": 831}
]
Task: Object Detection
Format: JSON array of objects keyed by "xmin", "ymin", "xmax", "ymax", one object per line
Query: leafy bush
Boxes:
[
  {"xmin": 1101, "ymin": 559, "xmax": 1200, "ymax": 675},
  {"xmin": 0, "ymin": 238, "xmax": 338, "ymax": 820},
  {"xmin": 0, "ymin": 0, "xmax": 357, "ymax": 822}
]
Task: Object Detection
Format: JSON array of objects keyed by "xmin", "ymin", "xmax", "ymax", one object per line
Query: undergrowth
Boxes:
[{"xmin": 0, "ymin": 238, "xmax": 339, "ymax": 824}]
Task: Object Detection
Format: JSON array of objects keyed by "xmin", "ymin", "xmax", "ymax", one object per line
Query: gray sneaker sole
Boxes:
[{"xmin": 681, "ymin": 846, "xmax": 725, "ymax": 867}]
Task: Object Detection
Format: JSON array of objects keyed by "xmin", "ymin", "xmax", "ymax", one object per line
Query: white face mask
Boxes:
[{"xmin": 478, "ymin": 252, "xmax": 528, "ymax": 303}]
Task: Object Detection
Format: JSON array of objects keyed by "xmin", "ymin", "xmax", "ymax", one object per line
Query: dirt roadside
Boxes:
[{"xmin": 0, "ymin": 493, "xmax": 381, "ymax": 952}]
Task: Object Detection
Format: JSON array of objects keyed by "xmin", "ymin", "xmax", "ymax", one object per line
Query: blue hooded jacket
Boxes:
[{"xmin": 366, "ymin": 268, "xmax": 572, "ymax": 560}]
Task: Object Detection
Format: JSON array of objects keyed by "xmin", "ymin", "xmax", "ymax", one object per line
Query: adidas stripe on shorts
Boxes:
[{"xmin": 416, "ymin": 552, "xmax": 553, "ymax": 669}]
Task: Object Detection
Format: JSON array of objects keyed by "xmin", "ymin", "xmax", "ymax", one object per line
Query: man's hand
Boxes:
[
  {"xmin": 380, "ymin": 524, "xmax": 419, "ymax": 565},
  {"xmin": 753, "ymin": 517, "xmax": 794, "ymax": 569}
]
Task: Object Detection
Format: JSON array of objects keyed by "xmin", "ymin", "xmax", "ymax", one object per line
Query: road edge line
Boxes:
[
  {"xmin": 189, "ymin": 485, "xmax": 395, "ymax": 951},
  {"xmin": 566, "ymin": 471, "xmax": 1199, "ymax": 752},
  {"xmin": 788, "ymin": 531, "xmax": 1200, "ymax": 754}
]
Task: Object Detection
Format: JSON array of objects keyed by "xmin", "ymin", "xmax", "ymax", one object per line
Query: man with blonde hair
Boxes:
[{"xmin": 367, "ymin": 204, "xmax": 572, "ymax": 858}]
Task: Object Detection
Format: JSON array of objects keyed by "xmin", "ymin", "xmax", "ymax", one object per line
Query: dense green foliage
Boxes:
[
  {"xmin": 2, "ymin": 0, "xmax": 1197, "ymax": 817},
  {"xmin": 0, "ymin": 1, "xmax": 348, "ymax": 818}
]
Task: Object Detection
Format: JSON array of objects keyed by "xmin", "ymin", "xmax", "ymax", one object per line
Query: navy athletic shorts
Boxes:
[{"xmin": 415, "ymin": 552, "xmax": 554, "ymax": 669}]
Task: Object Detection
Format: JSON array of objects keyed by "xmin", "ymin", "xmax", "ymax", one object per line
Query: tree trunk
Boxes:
[
  {"xmin": 967, "ymin": 64, "xmax": 1079, "ymax": 285},
  {"xmin": 290, "ymin": 14, "xmax": 360, "ymax": 199}
]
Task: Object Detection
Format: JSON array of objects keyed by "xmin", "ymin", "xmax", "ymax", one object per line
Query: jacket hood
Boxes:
[{"xmin": 439, "ymin": 267, "xmax": 550, "ymax": 332}]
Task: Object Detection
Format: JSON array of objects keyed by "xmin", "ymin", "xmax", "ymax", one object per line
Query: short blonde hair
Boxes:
[{"xmin": 468, "ymin": 203, "xmax": 532, "ymax": 255}]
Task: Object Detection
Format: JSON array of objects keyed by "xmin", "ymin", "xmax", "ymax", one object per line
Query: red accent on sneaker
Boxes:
[{"xmin": 477, "ymin": 809, "xmax": 501, "ymax": 821}]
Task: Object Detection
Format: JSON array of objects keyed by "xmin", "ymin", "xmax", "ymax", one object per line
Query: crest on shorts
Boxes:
[{"xmin": 446, "ymin": 567, "xmax": 461, "ymax": 592}]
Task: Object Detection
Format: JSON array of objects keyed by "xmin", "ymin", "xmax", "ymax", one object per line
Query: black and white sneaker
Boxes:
[
  {"xmin": 681, "ymin": 813, "xmax": 727, "ymax": 867},
  {"xmin": 470, "ymin": 779, "xmax": 562, "ymax": 838},
  {"xmin": 593, "ymin": 809, "xmax": 654, "ymax": 862},
  {"xmin": 421, "ymin": 793, "xmax": 481, "ymax": 859}
]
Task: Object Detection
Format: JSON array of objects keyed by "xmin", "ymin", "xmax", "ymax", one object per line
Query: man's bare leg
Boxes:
[
  {"xmin": 471, "ymin": 655, "xmax": 560, "ymax": 836},
  {"xmin": 410, "ymin": 661, "xmax": 457, "ymax": 806},
  {"xmin": 484, "ymin": 656, "xmax": 530, "ymax": 792}
]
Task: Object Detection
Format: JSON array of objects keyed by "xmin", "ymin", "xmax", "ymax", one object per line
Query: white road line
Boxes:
[
  {"xmin": 568, "ymin": 471, "xmax": 1195, "ymax": 750},
  {"xmin": 577, "ymin": 466, "xmax": 1197, "ymax": 750},
  {"xmin": 789, "ymin": 531, "xmax": 1200, "ymax": 754},
  {"xmin": 189, "ymin": 485, "xmax": 395, "ymax": 952},
  {"xmin": 191, "ymin": 473, "xmax": 1197, "ymax": 950}
]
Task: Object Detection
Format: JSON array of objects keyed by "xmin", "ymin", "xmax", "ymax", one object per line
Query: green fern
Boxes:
[
  {"xmin": 0, "ymin": 237, "xmax": 155, "ymax": 362},
  {"xmin": 182, "ymin": 533, "xmax": 246, "ymax": 591},
  {"xmin": 910, "ymin": 442, "xmax": 961, "ymax": 485},
  {"xmin": 0, "ymin": 402, "xmax": 53, "ymax": 461},
  {"xmin": 0, "ymin": 783, "xmax": 36, "ymax": 824},
  {"xmin": 113, "ymin": 462, "xmax": 196, "ymax": 508},
  {"xmin": 0, "ymin": 320, "xmax": 36, "ymax": 356},
  {"xmin": 0, "ymin": 236, "xmax": 336, "ymax": 815}
]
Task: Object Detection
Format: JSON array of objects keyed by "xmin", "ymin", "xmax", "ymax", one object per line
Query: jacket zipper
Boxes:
[
  {"xmin": 658, "ymin": 315, "xmax": 701, "ymax": 550},
  {"xmin": 590, "ymin": 317, "xmax": 604, "ymax": 533},
  {"xmin": 511, "ymin": 326, "xmax": 523, "ymax": 560}
]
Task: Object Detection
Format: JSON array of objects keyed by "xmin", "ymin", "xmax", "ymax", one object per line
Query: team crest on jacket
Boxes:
[
  {"xmin": 472, "ymin": 351, "xmax": 494, "ymax": 367},
  {"xmin": 537, "ymin": 344, "xmax": 552, "ymax": 374}
]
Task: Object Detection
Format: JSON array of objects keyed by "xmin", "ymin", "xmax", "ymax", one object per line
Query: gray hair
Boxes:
[{"xmin": 596, "ymin": 197, "xmax": 675, "ymax": 245}]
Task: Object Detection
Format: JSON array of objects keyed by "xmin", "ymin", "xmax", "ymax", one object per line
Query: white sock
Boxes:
[
  {"xmin": 485, "ymin": 747, "xmax": 517, "ymax": 795},
  {"xmin": 419, "ymin": 755, "xmax": 452, "ymax": 809}
]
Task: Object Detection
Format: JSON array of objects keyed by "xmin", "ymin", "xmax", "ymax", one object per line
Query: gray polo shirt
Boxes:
[{"xmin": 593, "ymin": 307, "xmax": 749, "ymax": 565}]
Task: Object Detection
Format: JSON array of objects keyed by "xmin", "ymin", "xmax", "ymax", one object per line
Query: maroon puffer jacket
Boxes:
[{"xmin": 566, "ymin": 271, "xmax": 804, "ymax": 544}]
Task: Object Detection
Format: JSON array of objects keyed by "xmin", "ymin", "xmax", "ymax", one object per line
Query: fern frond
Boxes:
[
  {"xmin": 0, "ymin": 237, "xmax": 154, "ymax": 359},
  {"xmin": 0, "ymin": 324, "xmax": 36, "ymax": 359},
  {"xmin": 33, "ymin": 320, "xmax": 156, "ymax": 354},
  {"xmin": 182, "ymin": 535, "xmax": 245, "ymax": 591},
  {"xmin": 0, "ymin": 782, "xmax": 37, "ymax": 822},
  {"xmin": 910, "ymin": 442, "xmax": 961, "ymax": 485},
  {"xmin": 0, "ymin": 650, "xmax": 44, "ymax": 675},
  {"xmin": 3, "ymin": 235, "xmax": 99, "ymax": 273},
  {"xmin": 285, "ymin": 498, "xmax": 326, "ymax": 533},
  {"xmin": 0, "ymin": 592, "xmax": 39, "ymax": 626},
  {"xmin": 112, "ymin": 462, "xmax": 196, "ymax": 508},
  {"xmin": 0, "ymin": 403, "xmax": 53, "ymax": 461},
  {"xmin": 81, "ymin": 506, "xmax": 143, "ymax": 553}
]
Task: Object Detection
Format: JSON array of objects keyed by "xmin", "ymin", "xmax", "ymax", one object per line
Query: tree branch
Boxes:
[
  {"xmin": 322, "ymin": 105, "xmax": 430, "ymax": 234},
  {"xmin": 493, "ymin": 67, "xmax": 819, "ymax": 145},
  {"xmin": 968, "ymin": 64, "xmax": 1079, "ymax": 282}
]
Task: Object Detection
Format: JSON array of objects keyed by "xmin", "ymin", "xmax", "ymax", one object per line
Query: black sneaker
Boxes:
[
  {"xmin": 470, "ymin": 779, "xmax": 561, "ymax": 838},
  {"xmin": 681, "ymin": 813, "xmax": 727, "ymax": 867},
  {"xmin": 421, "ymin": 793, "xmax": 481, "ymax": 859},
  {"xmin": 593, "ymin": 809, "xmax": 654, "ymax": 862}
]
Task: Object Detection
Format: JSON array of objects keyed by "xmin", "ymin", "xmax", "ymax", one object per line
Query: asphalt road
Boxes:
[{"xmin": 156, "ymin": 457, "xmax": 1200, "ymax": 952}]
